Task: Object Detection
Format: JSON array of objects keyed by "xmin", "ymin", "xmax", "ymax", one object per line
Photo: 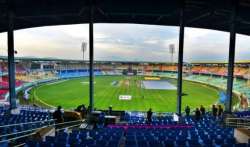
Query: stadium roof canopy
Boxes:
[{"xmin": 0, "ymin": 0, "xmax": 250, "ymax": 35}]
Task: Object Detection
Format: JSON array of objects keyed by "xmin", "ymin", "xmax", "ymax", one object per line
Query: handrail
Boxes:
[
  {"xmin": 226, "ymin": 124, "xmax": 250, "ymax": 128},
  {"xmin": 0, "ymin": 132, "xmax": 36, "ymax": 144},
  {"xmin": 15, "ymin": 143, "xmax": 26, "ymax": 147},
  {"xmin": 225, "ymin": 117, "xmax": 250, "ymax": 128},
  {"xmin": 0, "ymin": 125, "xmax": 49, "ymax": 138},
  {"xmin": 56, "ymin": 123, "xmax": 82, "ymax": 132},
  {"xmin": 0, "ymin": 119, "xmax": 55, "ymax": 128},
  {"xmin": 0, "ymin": 119, "xmax": 85, "ymax": 144},
  {"xmin": 0, "ymin": 119, "xmax": 84, "ymax": 141},
  {"xmin": 226, "ymin": 122, "xmax": 250, "ymax": 125},
  {"xmin": 226, "ymin": 117, "xmax": 250, "ymax": 121},
  {"xmin": 53, "ymin": 119, "xmax": 84, "ymax": 126}
]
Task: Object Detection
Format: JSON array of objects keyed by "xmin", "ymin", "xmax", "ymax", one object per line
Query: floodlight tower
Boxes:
[
  {"xmin": 81, "ymin": 41, "xmax": 87, "ymax": 62},
  {"xmin": 169, "ymin": 44, "xmax": 175, "ymax": 65}
]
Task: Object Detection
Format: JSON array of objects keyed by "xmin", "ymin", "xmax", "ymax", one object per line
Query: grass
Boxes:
[{"xmin": 30, "ymin": 75, "xmax": 219, "ymax": 112}]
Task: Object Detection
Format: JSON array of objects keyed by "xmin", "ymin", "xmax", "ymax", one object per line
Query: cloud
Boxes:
[
  {"xmin": 0, "ymin": 24, "xmax": 249, "ymax": 62},
  {"xmin": 144, "ymin": 39, "xmax": 159, "ymax": 44},
  {"xmin": 183, "ymin": 28, "xmax": 230, "ymax": 62}
]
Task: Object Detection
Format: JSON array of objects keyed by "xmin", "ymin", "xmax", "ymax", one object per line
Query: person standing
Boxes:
[
  {"xmin": 212, "ymin": 104, "xmax": 218, "ymax": 117},
  {"xmin": 81, "ymin": 104, "xmax": 87, "ymax": 118},
  {"xmin": 108, "ymin": 105, "xmax": 112, "ymax": 115},
  {"xmin": 87, "ymin": 105, "xmax": 91, "ymax": 114},
  {"xmin": 53, "ymin": 106, "xmax": 64, "ymax": 129},
  {"xmin": 147, "ymin": 108, "xmax": 153, "ymax": 124},
  {"xmin": 53, "ymin": 106, "xmax": 64, "ymax": 124},
  {"xmin": 75, "ymin": 105, "xmax": 82, "ymax": 113},
  {"xmin": 195, "ymin": 108, "xmax": 201, "ymax": 121},
  {"xmin": 185, "ymin": 106, "xmax": 190, "ymax": 116},
  {"xmin": 200, "ymin": 105, "xmax": 206, "ymax": 116},
  {"xmin": 218, "ymin": 105, "xmax": 224, "ymax": 117}
]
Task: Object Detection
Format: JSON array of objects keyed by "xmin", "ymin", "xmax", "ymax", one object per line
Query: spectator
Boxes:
[
  {"xmin": 200, "ymin": 105, "xmax": 205, "ymax": 115},
  {"xmin": 185, "ymin": 106, "xmax": 190, "ymax": 116},
  {"xmin": 98, "ymin": 112, "xmax": 105, "ymax": 127},
  {"xmin": 53, "ymin": 106, "xmax": 64, "ymax": 125},
  {"xmin": 218, "ymin": 105, "xmax": 224, "ymax": 116},
  {"xmin": 147, "ymin": 108, "xmax": 153, "ymax": 124},
  {"xmin": 212, "ymin": 104, "xmax": 218, "ymax": 117},
  {"xmin": 108, "ymin": 105, "xmax": 112, "ymax": 115},
  {"xmin": 195, "ymin": 108, "xmax": 201, "ymax": 121},
  {"xmin": 81, "ymin": 104, "xmax": 87, "ymax": 118},
  {"xmin": 75, "ymin": 105, "xmax": 82, "ymax": 113},
  {"xmin": 87, "ymin": 106, "xmax": 91, "ymax": 114}
]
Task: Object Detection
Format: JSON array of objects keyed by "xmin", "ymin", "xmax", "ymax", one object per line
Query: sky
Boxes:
[{"xmin": 0, "ymin": 23, "xmax": 250, "ymax": 62}]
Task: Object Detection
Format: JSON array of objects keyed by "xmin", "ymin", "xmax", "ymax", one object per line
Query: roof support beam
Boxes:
[
  {"xmin": 154, "ymin": 10, "xmax": 179, "ymax": 23},
  {"xmin": 237, "ymin": 19, "xmax": 250, "ymax": 30},
  {"xmin": 89, "ymin": 1, "xmax": 94, "ymax": 112},
  {"xmin": 7, "ymin": 2, "xmax": 16, "ymax": 110},
  {"xmin": 225, "ymin": 0, "xmax": 238, "ymax": 113},
  {"xmin": 105, "ymin": 12, "xmax": 178, "ymax": 17},
  {"xmin": 96, "ymin": 7, "xmax": 110, "ymax": 21},
  {"xmin": 186, "ymin": 11, "xmax": 212, "ymax": 25},
  {"xmin": 79, "ymin": 7, "xmax": 87, "ymax": 16},
  {"xmin": 177, "ymin": 0, "xmax": 185, "ymax": 116}
]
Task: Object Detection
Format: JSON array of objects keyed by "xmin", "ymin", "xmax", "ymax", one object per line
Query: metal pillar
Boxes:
[
  {"xmin": 177, "ymin": 0, "xmax": 185, "ymax": 116},
  {"xmin": 226, "ymin": 0, "xmax": 238, "ymax": 112},
  {"xmin": 7, "ymin": 10, "xmax": 17, "ymax": 109},
  {"xmin": 89, "ymin": 3, "xmax": 94, "ymax": 111}
]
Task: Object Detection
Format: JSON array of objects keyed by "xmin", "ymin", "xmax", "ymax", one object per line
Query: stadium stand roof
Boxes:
[
  {"xmin": 0, "ymin": 0, "xmax": 250, "ymax": 35},
  {"xmin": 1, "ymin": 55, "xmax": 250, "ymax": 65},
  {"xmin": 0, "ymin": 55, "xmax": 93, "ymax": 62},
  {"xmin": 0, "ymin": 55, "xmax": 175, "ymax": 64}
]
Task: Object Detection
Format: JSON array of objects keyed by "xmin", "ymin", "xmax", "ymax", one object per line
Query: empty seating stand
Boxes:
[
  {"xmin": 23, "ymin": 112, "xmax": 250, "ymax": 147},
  {"xmin": 0, "ymin": 106, "xmax": 52, "ymax": 145},
  {"xmin": 25, "ymin": 128, "xmax": 124, "ymax": 147}
]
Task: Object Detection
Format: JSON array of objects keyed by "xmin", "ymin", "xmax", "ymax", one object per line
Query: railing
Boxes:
[
  {"xmin": 55, "ymin": 119, "xmax": 85, "ymax": 132},
  {"xmin": 0, "ymin": 119, "xmax": 85, "ymax": 144},
  {"xmin": 225, "ymin": 117, "xmax": 250, "ymax": 129},
  {"xmin": 0, "ymin": 119, "xmax": 55, "ymax": 142},
  {"xmin": 0, "ymin": 119, "xmax": 55, "ymax": 128}
]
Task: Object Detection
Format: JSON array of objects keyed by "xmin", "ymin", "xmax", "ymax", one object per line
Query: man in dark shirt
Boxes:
[
  {"xmin": 185, "ymin": 106, "xmax": 190, "ymax": 116},
  {"xmin": 81, "ymin": 104, "xmax": 87, "ymax": 118},
  {"xmin": 218, "ymin": 105, "xmax": 224, "ymax": 116},
  {"xmin": 212, "ymin": 104, "xmax": 218, "ymax": 117},
  {"xmin": 108, "ymin": 105, "xmax": 112, "ymax": 115},
  {"xmin": 53, "ymin": 106, "xmax": 64, "ymax": 124},
  {"xmin": 195, "ymin": 108, "xmax": 201, "ymax": 121},
  {"xmin": 147, "ymin": 108, "xmax": 153, "ymax": 124},
  {"xmin": 75, "ymin": 105, "xmax": 82, "ymax": 113},
  {"xmin": 200, "ymin": 105, "xmax": 205, "ymax": 116}
]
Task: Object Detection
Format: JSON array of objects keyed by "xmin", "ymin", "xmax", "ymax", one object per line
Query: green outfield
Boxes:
[{"xmin": 29, "ymin": 75, "xmax": 219, "ymax": 112}]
